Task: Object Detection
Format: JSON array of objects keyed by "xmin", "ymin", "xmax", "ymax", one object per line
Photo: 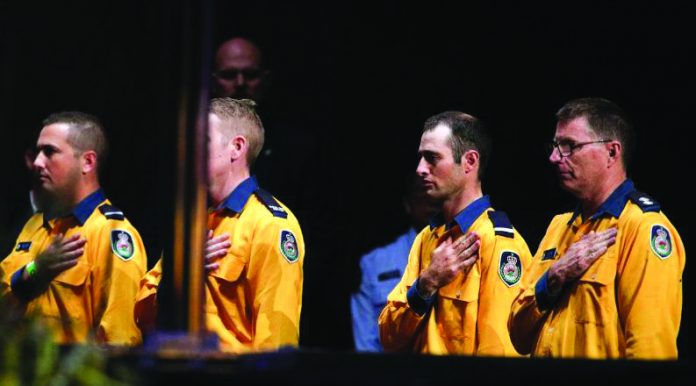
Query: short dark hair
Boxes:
[
  {"xmin": 42, "ymin": 111, "xmax": 109, "ymax": 170},
  {"xmin": 556, "ymin": 97, "xmax": 635, "ymax": 170},
  {"xmin": 210, "ymin": 98, "xmax": 265, "ymax": 166},
  {"xmin": 423, "ymin": 111, "xmax": 491, "ymax": 179}
]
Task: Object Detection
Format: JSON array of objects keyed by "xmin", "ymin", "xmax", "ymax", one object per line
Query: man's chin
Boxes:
[
  {"xmin": 557, "ymin": 179, "xmax": 582, "ymax": 196},
  {"xmin": 230, "ymin": 91, "xmax": 251, "ymax": 100},
  {"xmin": 556, "ymin": 173, "xmax": 574, "ymax": 185},
  {"xmin": 35, "ymin": 185, "xmax": 59, "ymax": 198},
  {"xmin": 424, "ymin": 189, "xmax": 443, "ymax": 200}
]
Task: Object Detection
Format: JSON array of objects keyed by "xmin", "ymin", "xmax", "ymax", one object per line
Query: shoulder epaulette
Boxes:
[
  {"xmin": 99, "ymin": 204, "xmax": 125, "ymax": 220},
  {"xmin": 629, "ymin": 191, "xmax": 661, "ymax": 213},
  {"xmin": 254, "ymin": 189, "xmax": 288, "ymax": 219},
  {"xmin": 487, "ymin": 210, "xmax": 514, "ymax": 238}
]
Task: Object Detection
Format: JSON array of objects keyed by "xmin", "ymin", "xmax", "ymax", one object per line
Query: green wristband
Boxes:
[{"xmin": 25, "ymin": 261, "xmax": 38, "ymax": 278}]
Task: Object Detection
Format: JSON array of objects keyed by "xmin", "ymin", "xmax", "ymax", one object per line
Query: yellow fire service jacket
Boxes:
[
  {"xmin": 379, "ymin": 195, "xmax": 532, "ymax": 356},
  {"xmin": 509, "ymin": 180, "xmax": 685, "ymax": 359},
  {"xmin": 135, "ymin": 177, "xmax": 305, "ymax": 353},
  {"xmin": 1, "ymin": 189, "xmax": 147, "ymax": 346}
]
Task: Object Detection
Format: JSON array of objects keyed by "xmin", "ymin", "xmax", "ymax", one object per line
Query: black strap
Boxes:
[
  {"xmin": 629, "ymin": 191, "xmax": 661, "ymax": 213},
  {"xmin": 254, "ymin": 189, "xmax": 288, "ymax": 218},
  {"xmin": 99, "ymin": 204, "xmax": 125, "ymax": 220},
  {"xmin": 488, "ymin": 210, "xmax": 514, "ymax": 238}
]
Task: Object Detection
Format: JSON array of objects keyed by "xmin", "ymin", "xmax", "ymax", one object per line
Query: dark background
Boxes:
[{"xmin": 1, "ymin": 1, "xmax": 692, "ymax": 357}]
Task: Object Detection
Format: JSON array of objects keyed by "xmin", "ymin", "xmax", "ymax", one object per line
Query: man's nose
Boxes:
[
  {"xmin": 416, "ymin": 157, "xmax": 428, "ymax": 176},
  {"xmin": 235, "ymin": 72, "xmax": 246, "ymax": 85},
  {"xmin": 548, "ymin": 146, "xmax": 562, "ymax": 163},
  {"xmin": 33, "ymin": 152, "xmax": 46, "ymax": 169}
]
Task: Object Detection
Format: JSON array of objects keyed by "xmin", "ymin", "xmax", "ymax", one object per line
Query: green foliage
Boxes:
[{"xmin": 0, "ymin": 298, "xmax": 132, "ymax": 386}]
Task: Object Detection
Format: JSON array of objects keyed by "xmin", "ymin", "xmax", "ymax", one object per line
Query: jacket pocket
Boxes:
[
  {"xmin": 210, "ymin": 258, "xmax": 245, "ymax": 283},
  {"xmin": 578, "ymin": 255, "xmax": 616, "ymax": 285},
  {"xmin": 207, "ymin": 258, "xmax": 246, "ymax": 315},
  {"xmin": 573, "ymin": 256, "xmax": 617, "ymax": 326},
  {"xmin": 45, "ymin": 263, "xmax": 90, "ymax": 319},
  {"xmin": 53, "ymin": 262, "xmax": 90, "ymax": 287},
  {"xmin": 436, "ymin": 273, "xmax": 480, "ymax": 341}
]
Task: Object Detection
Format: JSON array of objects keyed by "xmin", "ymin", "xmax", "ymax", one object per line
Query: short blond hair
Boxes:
[{"xmin": 210, "ymin": 98, "xmax": 265, "ymax": 166}]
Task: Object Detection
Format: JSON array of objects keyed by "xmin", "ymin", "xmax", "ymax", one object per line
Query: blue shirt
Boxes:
[{"xmin": 350, "ymin": 228, "xmax": 418, "ymax": 352}]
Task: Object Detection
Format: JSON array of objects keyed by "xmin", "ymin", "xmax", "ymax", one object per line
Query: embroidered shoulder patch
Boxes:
[
  {"xmin": 279, "ymin": 230, "xmax": 299, "ymax": 263},
  {"xmin": 650, "ymin": 224, "xmax": 673, "ymax": 260},
  {"xmin": 111, "ymin": 229, "xmax": 135, "ymax": 261},
  {"xmin": 499, "ymin": 250, "xmax": 522, "ymax": 286}
]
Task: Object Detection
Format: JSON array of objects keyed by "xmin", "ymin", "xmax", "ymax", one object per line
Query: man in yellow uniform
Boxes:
[
  {"xmin": 508, "ymin": 98, "xmax": 685, "ymax": 359},
  {"xmin": 0, "ymin": 112, "xmax": 147, "ymax": 346},
  {"xmin": 378, "ymin": 111, "xmax": 532, "ymax": 355},
  {"xmin": 136, "ymin": 98, "xmax": 305, "ymax": 353}
]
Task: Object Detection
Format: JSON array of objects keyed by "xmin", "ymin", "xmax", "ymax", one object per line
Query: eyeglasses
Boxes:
[
  {"xmin": 547, "ymin": 139, "xmax": 611, "ymax": 157},
  {"xmin": 213, "ymin": 68, "xmax": 264, "ymax": 81}
]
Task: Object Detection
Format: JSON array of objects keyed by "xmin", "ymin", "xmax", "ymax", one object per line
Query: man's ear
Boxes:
[
  {"xmin": 229, "ymin": 135, "xmax": 248, "ymax": 162},
  {"xmin": 81, "ymin": 150, "xmax": 98, "ymax": 174},
  {"xmin": 462, "ymin": 149, "xmax": 479, "ymax": 174},
  {"xmin": 607, "ymin": 141, "xmax": 622, "ymax": 168}
]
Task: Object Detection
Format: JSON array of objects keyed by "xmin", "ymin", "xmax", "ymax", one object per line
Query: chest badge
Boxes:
[
  {"xmin": 499, "ymin": 250, "xmax": 522, "ymax": 286},
  {"xmin": 15, "ymin": 241, "xmax": 32, "ymax": 252},
  {"xmin": 542, "ymin": 248, "xmax": 557, "ymax": 261},
  {"xmin": 111, "ymin": 229, "xmax": 135, "ymax": 261},
  {"xmin": 650, "ymin": 224, "xmax": 673, "ymax": 259}
]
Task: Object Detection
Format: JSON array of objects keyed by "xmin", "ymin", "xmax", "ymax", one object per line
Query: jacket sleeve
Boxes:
[
  {"xmin": 134, "ymin": 258, "xmax": 162, "ymax": 334},
  {"xmin": 91, "ymin": 221, "xmax": 147, "ymax": 346},
  {"xmin": 0, "ymin": 217, "xmax": 41, "ymax": 306},
  {"xmin": 247, "ymin": 217, "xmax": 305, "ymax": 351},
  {"xmin": 378, "ymin": 232, "xmax": 427, "ymax": 352},
  {"xmin": 507, "ymin": 267, "xmax": 553, "ymax": 354},
  {"xmin": 350, "ymin": 253, "xmax": 382, "ymax": 351},
  {"xmin": 617, "ymin": 215, "xmax": 685, "ymax": 359},
  {"xmin": 0, "ymin": 256, "xmax": 23, "ymax": 307},
  {"xmin": 508, "ymin": 219, "xmax": 560, "ymax": 355},
  {"xmin": 476, "ymin": 232, "xmax": 532, "ymax": 356}
]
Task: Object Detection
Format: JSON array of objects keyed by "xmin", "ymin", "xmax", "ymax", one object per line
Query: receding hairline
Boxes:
[
  {"xmin": 215, "ymin": 37, "xmax": 264, "ymax": 66},
  {"xmin": 423, "ymin": 112, "xmax": 476, "ymax": 132}
]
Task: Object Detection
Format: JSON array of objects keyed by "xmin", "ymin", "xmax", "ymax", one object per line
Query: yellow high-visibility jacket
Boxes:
[
  {"xmin": 1, "ymin": 189, "xmax": 147, "ymax": 346},
  {"xmin": 379, "ymin": 195, "xmax": 531, "ymax": 356},
  {"xmin": 509, "ymin": 180, "xmax": 685, "ymax": 359},
  {"xmin": 136, "ymin": 177, "xmax": 304, "ymax": 353}
]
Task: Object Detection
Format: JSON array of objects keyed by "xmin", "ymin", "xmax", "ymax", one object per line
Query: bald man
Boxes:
[{"xmin": 213, "ymin": 37, "xmax": 270, "ymax": 101}]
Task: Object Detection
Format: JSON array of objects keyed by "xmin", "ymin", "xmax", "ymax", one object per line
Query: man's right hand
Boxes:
[
  {"xmin": 418, "ymin": 232, "xmax": 480, "ymax": 297},
  {"xmin": 547, "ymin": 227, "xmax": 617, "ymax": 293},
  {"xmin": 205, "ymin": 230, "xmax": 231, "ymax": 272},
  {"xmin": 30, "ymin": 233, "xmax": 86, "ymax": 283}
]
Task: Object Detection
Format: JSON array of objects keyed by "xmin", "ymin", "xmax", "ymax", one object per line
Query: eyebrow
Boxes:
[
  {"xmin": 36, "ymin": 143, "xmax": 60, "ymax": 152},
  {"xmin": 418, "ymin": 149, "xmax": 442, "ymax": 160},
  {"xmin": 553, "ymin": 135, "xmax": 575, "ymax": 142}
]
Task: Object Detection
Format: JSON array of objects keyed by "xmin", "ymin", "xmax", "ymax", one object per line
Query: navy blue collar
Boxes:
[
  {"xmin": 44, "ymin": 189, "xmax": 105, "ymax": 226},
  {"xmin": 429, "ymin": 195, "xmax": 491, "ymax": 232},
  {"xmin": 218, "ymin": 176, "xmax": 258, "ymax": 213},
  {"xmin": 568, "ymin": 179, "xmax": 635, "ymax": 224}
]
